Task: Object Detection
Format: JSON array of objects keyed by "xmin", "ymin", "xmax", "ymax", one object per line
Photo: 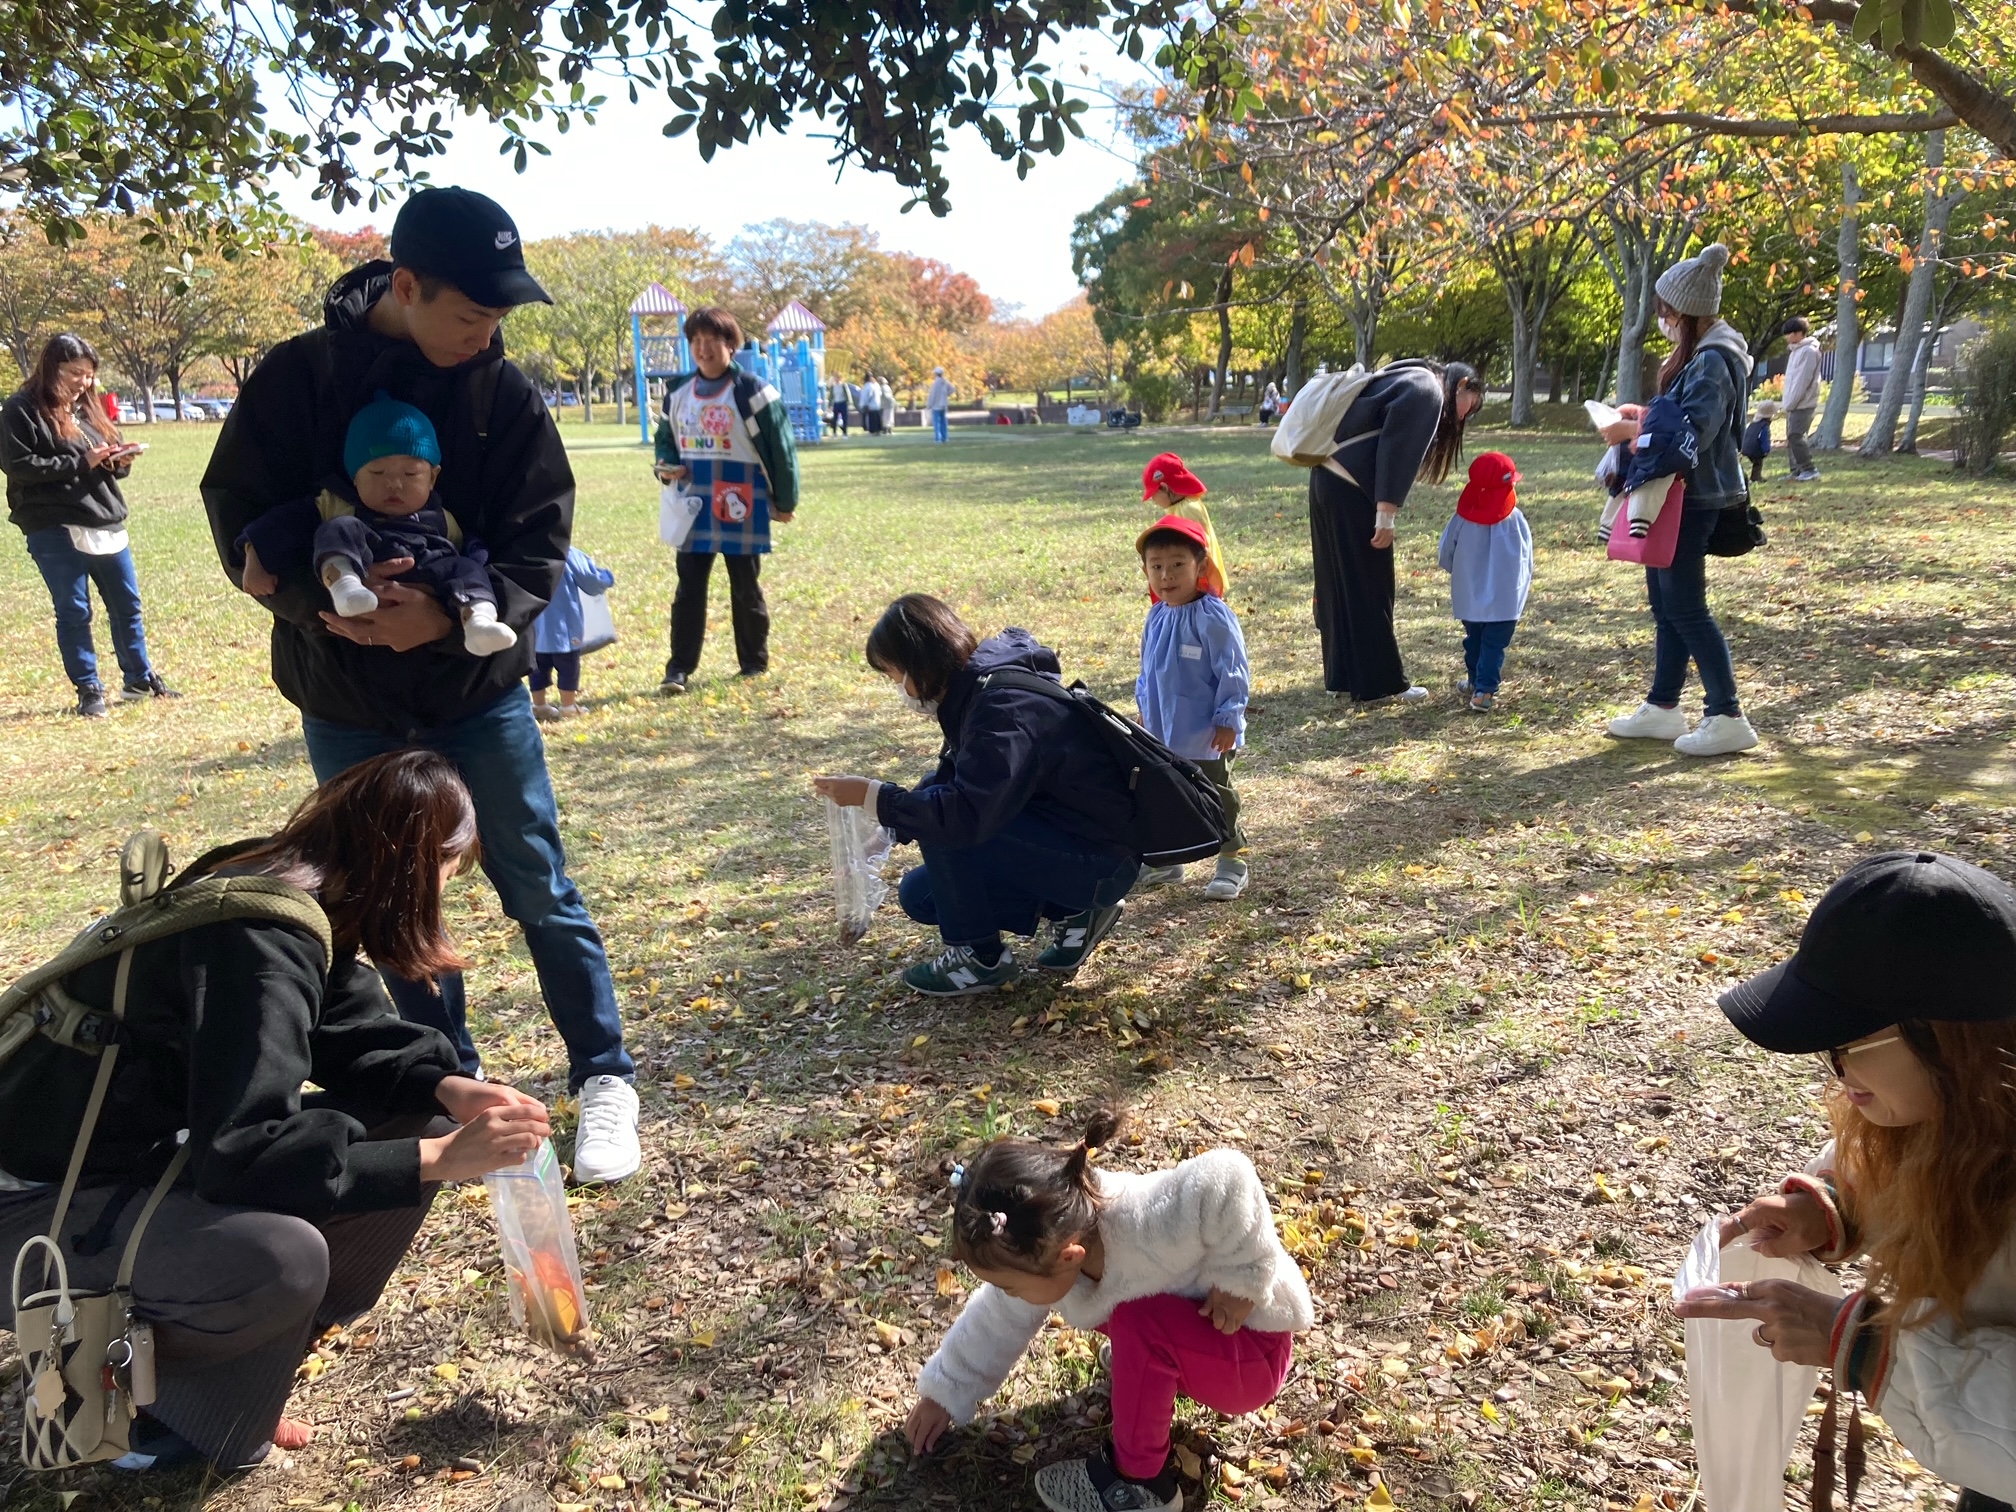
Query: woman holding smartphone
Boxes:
[{"xmin": 2, "ymin": 333, "xmax": 177, "ymax": 717}]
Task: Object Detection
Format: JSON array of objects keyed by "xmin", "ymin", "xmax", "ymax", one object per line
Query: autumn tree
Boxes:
[
  {"xmin": 0, "ymin": 214, "xmax": 81, "ymax": 381},
  {"xmin": 75, "ymin": 220, "xmax": 223, "ymax": 418}
]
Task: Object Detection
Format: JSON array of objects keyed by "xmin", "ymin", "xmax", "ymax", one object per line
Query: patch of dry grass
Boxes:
[{"xmin": 1, "ymin": 418, "xmax": 2011, "ymax": 1512}]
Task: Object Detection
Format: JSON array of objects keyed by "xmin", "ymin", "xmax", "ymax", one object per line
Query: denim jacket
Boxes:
[{"xmin": 1671, "ymin": 324, "xmax": 1753, "ymax": 511}]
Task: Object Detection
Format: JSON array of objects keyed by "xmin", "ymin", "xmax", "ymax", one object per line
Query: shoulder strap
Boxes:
[
  {"xmin": 116, "ymin": 1141, "xmax": 192, "ymax": 1294},
  {"xmin": 44, "ymin": 948, "xmax": 136, "ymax": 1245}
]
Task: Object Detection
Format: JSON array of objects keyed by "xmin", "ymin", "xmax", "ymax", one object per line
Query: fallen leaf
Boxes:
[
  {"xmin": 935, "ymin": 1267, "xmax": 961, "ymax": 1297},
  {"xmin": 431, "ymin": 1361, "xmax": 458, "ymax": 1382},
  {"xmin": 673, "ymin": 1073, "xmax": 697, "ymax": 1090},
  {"xmin": 597, "ymin": 1475, "xmax": 627, "ymax": 1490},
  {"xmin": 1174, "ymin": 1444, "xmax": 1203, "ymax": 1479},
  {"xmin": 910, "ymin": 1034, "xmax": 929, "ymax": 1048},
  {"xmin": 639, "ymin": 1406, "xmax": 671, "ymax": 1425},
  {"xmin": 1031, "ymin": 1099, "xmax": 1062, "ymax": 1117},
  {"xmin": 690, "ymin": 1328, "xmax": 716, "ymax": 1348},
  {"xmin": 1367, "ymin": 1486, "xmax": 1397, "ymax": 1510},
  {"xmin": 1220, "ymin": 1462, "xmax": 1247, "ymax": 1488},
  {"xmin": 872, "ymin": 1320, "xmax": 905, "ymax": 1349}
]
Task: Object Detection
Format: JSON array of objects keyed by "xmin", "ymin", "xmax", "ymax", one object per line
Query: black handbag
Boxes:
[{"xmin": 1708, "ymin": 496, "xmax": 1766, "ymax": 557}]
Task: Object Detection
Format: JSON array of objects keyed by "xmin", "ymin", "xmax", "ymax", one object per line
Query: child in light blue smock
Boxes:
[
  {"xmin": 1134, "ymin": 512, "xmax": 1252, "ymax": 900},
  {"xmin": 1437, "ymin": 450, "xmax": 1533, "ymax": 713},
  {"xmin": 529, "ymin": 546, "xmax": 615, "ymax": 720}
]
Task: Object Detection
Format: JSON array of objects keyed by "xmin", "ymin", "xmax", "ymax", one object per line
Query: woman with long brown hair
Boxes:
[
  {"xmin": 2, "ymin": 332, "xmax": 177, "ymax": 717},
  {"xmin": 1307, "ymin": 359, "xmax": 1484, "ymax": 705},
  {"xmin": 1679, "ymin": 852, "xmax": 2016, "ymax": 1509},
  {"xmin": 1597, "ymin": 244, "xmax": 1759, "ymax": 756},
  {"xmin": 0, "ymin": 750, "xmax": 550, "ymax": 1473}
]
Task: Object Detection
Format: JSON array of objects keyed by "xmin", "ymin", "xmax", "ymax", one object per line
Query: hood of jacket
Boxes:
[
  {"xmin": 1697, "ymin": 319, "xmax": 1754, "ymax": 377},
  {"xmin": 936, "ymin": 629, "xmax": 1061, "ymax": 740}
]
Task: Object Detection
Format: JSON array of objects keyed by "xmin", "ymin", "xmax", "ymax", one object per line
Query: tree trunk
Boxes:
[
  {"xmin": 1208, "ymin": 264, "xmax": 1234, "ymax": 419},
  {"xmin": 579, "ymin": 373, "xmax": 594, "ymax": 425},
  {"xmin": 1546, "ymin": 360, "xmax": 1563, "ymax": 404},
  {"xmin": 616, "ymin": 375, "xmax": 626, "ymax": 428},
  {"xmin": 1817, "ymin": 160, "xmax": 1861, "ymax": 452},
  {"xmin": 1284, "ymin": 294, "xmax": 1309, "ymax": 396},
  {"xmin": 1571, "ymin": 357, "xmax": 1585, "ymax": 404},
  {"xmin": 1861, "ymin": 131, "xmax": 1956, "ymax": 458},
  {"xmin": 1899, "ymin": 278, "xmax": 1951, "ymax": 452},
  {"xmin": 167, "ymin": 369, "xmax": 183, "ymax": 419},
  {"xmin": 1594, "ymin": 347, "xmax": 1614, "ymax": 405},
  {"xmin": 1506, "ymin": 299, "xmax": 1538, "ymax": 426}
]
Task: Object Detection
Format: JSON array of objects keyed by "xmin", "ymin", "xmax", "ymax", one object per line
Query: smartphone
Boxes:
[{"xmin": 116, "ymin": 443, "xmax": 149, "ymax": 457}]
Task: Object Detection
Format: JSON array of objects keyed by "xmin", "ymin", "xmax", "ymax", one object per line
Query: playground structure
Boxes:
[{"xmin": 630, "ymin": 288, "xmax": 830, "ymax": 446}]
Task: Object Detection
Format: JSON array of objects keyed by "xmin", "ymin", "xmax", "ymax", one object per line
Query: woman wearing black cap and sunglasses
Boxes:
[{"xmin": 1677, "ymin": 851, "xmax": 2016, "ymax": 1510}]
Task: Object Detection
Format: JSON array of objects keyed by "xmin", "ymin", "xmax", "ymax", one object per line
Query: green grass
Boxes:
[{"xmin": 1, "ymin": 416, "xmax": 2012, "ymax": 1511}]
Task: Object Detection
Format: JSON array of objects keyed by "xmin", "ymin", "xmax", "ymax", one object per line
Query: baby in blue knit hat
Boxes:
[{"xmin": 236, "ymin": 391, "xmax": 515, "ymax": 654}]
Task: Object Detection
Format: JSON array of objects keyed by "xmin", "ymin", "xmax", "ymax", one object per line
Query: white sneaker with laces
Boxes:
[
  {"xmin": 1674, "ymin": 713, "xmax": 1759, "ymax": 757},
  {"xmin": 1606, "ymin": 701, "xmax": 1689, "ymax": 740},
  {"xmin": 572, "ymin": 1075, "xmax": 641, "ymax": 1183}
]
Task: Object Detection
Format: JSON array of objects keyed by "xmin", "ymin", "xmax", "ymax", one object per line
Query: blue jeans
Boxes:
[
  {"xmin": 22, "ymin": 528, "xmax": 154, "ymax": 690},
  {"xmin": 931, "ymin": 409, "xmax": 949, "ymax": 443},
  {"xmin": 1646, "ymin": 507, "xmax": 1741, "ymax": 718},
  {"xmin": 302, "ymin": 684, "xmax": 631, "ymax": 1088},
  {"xmin": 1461, "ymin": 620, "xmax": 1518, "ymax": 695},
  {"xmin": 897, "ymin": 811, "xmax": 1142, "ymax": 949}
]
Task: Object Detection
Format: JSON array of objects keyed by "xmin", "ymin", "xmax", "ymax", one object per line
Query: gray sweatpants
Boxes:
[
  {"xmin": 1785, "ymin": 406, "xmax": 1817, "ymax": 476},
  {"xmin": 1, "ymin": 1122, "xmax": 441, "ymax": 1468}
]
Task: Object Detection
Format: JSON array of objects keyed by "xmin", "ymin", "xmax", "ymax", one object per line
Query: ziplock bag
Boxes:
[
  {"xmin": 484, "ymin": 1138, "xmax": 591, "ymax": 1352},
  {"xmin": 1673, "ymin": 1212, "xmax": 1840, "ymax": 1511},
  {"xmin": 825, "ymin": 796, "xmax": 891, "ymax": 945}
]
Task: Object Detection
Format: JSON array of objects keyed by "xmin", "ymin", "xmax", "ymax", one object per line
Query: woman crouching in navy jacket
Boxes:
[{"xmin": 814, "ymin": 595, "xmax": 1142, "ymax": 997}]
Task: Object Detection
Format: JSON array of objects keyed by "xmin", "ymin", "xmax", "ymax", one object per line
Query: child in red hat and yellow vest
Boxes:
[
  {"xmin": 1135, "ymin": 513, "xmax": 1250, "ymax": 899},
  {"xmin": 1436, "ymin": 451, "xmax": 1533, "ymax": 712},
  {"xmin": 1141, "ymin": 452, "xmax": 1229, "ymax": 598}
]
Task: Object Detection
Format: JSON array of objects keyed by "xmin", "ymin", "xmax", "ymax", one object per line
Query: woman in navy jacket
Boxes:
[{"xmin": 814, "ymin": 595, "xmax": 1142, "ymax": 996}]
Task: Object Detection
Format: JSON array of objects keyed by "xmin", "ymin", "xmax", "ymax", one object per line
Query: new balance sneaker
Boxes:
[
  {"xmin": 1606, "ymin": 701, "xmax": 1689, "ymax": 740},
  {"xmin": 1673, "ymin": 713, "xmax": 1759, "ymax": 757},
  {"xmin": 901, "ymin": 944, "xmax": 1022, "ymax": 996},
  {"xmin": 571, "ymin": 1075, "xmax": 642, "ymax": 1183},
  {"xmin": 119, "ymin": 672, "xmax": 180, "ymax": 701},
  {"xmin": 1036, "ymin": 902, "xmax": 1125, "ymax": 974},
  {"xmin": 77, "ymin": 683, "xmax": 108, "ymax": 718},
  {"xmin": 1203, "ymin": 857, "xmax": 1248, "ymax": 901},
  {"xmin": 1034, "ymin": 1452, "xmax": 1182, "ymax": 1512},
  {"xmin": 1137, "ymin": 864, "xmax": 1186, "ymax": 888}
]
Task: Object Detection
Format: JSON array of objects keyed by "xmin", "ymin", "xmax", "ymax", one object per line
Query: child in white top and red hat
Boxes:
[{"xmin": 1437, "ymin": 451, "xmax": 1534, "ymax": 712}]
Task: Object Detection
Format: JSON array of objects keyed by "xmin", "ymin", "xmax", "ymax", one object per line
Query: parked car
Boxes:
[
  {"xmin": 150, "ymin": 400, "xmax": 206, "ymax": 421},
  {"xmin": 194, "ymin": 398, "xmax": 233, "ymax": 419},
  {"xmin": 117, "ymin": 404, "xmax": 147, "ymax": 425}
]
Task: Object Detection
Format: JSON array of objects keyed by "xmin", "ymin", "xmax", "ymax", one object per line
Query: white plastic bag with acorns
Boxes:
[
  {"xmin": 1673, "ymin": 1212, "xmax": 1840, "ymax": 1510},
  {"xmin": 824, "ymin": 797, "xmax": 890, "ymax": 946}
]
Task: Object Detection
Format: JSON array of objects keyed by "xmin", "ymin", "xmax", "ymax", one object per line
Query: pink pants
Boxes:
[{"xmin": 1097, "ymin": 1293, "xmax": 1295, "ymax": 1480}]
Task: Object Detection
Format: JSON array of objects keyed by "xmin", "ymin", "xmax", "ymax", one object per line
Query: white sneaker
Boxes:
[
  {"xmin": 462, "ymin": 603, "xmax": 518, "ymax": 655},
  {"xmin": 1203, "ymin": 858, "xmax": 1249, "ymax": 901},
  {"xmin": 324, "ymin": 570, "xmax": 378, "ymax": 617},
  {"xmin": 1137, "ymin": 864, "xmax": 1186, "ymax": 888},
  {"xmin": 1674, "ymin": 713, "xmax": 1759, "ymax": 757},
  {"xmin": 1606, "ymin": 701, "xmax": 1689, "ymax": 740},
  {"xmin": 572, "ymin": 1075, "xmax": 641, "ymax": 1182},
  {"xmin": 1397, "ymin": 685, "xmax": 1430, "ymax": 705}
]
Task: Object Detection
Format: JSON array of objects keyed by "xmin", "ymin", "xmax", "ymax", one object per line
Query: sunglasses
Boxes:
[{"xmin": 1814, "ymin": 1033, "xmax": 1903, "ymax": 1079}]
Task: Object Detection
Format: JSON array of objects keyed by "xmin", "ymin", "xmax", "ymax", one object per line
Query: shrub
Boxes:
[
  {"xmin": 1954, "ymin": 324, "xmax": 2016, "ymax": 475},
  {"xmin": 1125, "ymin": 370, "xmax": 1183, "ymax": 422}
]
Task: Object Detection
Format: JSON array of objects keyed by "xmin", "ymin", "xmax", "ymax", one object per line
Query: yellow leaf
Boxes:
[
  {"xmin": 433, "ymin": 1361, "xmax": 460, "ymax": 1382},
  {"xmin": 690, "ymin": 1328, "xmax": 716, "ymax": 1348},
  {"xmin": 1032, "ymin": 1099, "xmax": 1062, "ymax": 1117},
  {"xmin": 1220, "ymin": 1462, "xmax": 1247, "ymax": 1488},
  {"xmin": 298, "ymin": 1356, "xmax": 327, "ymax": 1380},
  {"xmin": 1367, "ymin": 1486, "xmax": 1397, "ymax": 1510},
  {"xmin": 672, "ymin": 1073, "xmax": 696, "ymax": 1090},
  {"xmin": 911, "ymin": 1034, "xmax": 930, "ymax": 1048},
  {"xmin": 1348, "ymin": 1445, "xmax": 1379, "ymax": 1467},
  {"xmin": 1721, "ymin": 909, "xmax": 1744, "ymax": 924},
  {"xmin": 1479, "ymin": 1400, "xmax": 1500, "ymax": 1421},
  {"xmin": 1856, "ymin": 830, "xmax": 1875, "ymax": 844},
  {"xmin": 936, "ymin": 1267, "xmax": 961, "ymax": 1297},
  {"xmin": 873, "ymin": 1320, "xmax": 905, "ymax": 1349},
  {"xmin": 1403, "ymin": 864, "xmax": 1425, "ymax": 876},
  {"xmin": 597, "ymin": 1475, "xmax": 627, "ymax": 1489},
  {"xmin": 461, "ymin": 1267, "xmax": 484, "ymax": 1283},
  {"xmin": 640, "ymin": 1407, "xmax": 671, "ymax": 1425}
]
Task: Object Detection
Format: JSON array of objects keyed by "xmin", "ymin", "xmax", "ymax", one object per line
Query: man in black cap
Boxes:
[{"xmin": 200, "ymin": 186, "xmax": 642, "ymax": 1183}]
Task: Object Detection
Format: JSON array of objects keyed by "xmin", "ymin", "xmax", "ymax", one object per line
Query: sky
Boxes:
[{"xmin": 272, "ymin": 38, "xmax": 1150, "ymax": 317}]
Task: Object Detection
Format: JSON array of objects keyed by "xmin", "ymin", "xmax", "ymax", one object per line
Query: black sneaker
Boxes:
[
  {"xmin": 658, "ymin": 668, "xmax": 689, "ymax": 696},
  {"xmin": 120, "ymin": 672, "xmax": 180, "ymax": 701},
  {"xmin": 736, "ymin": 665, "xmax": 767, "ymax": 678},
  {"xmin": 1036, "ymin": 902, "xmax": 1126, "ymax": 974},
  {"xmin": 76, "ymin": 683, "xmax": 109, "ymax": 718}
]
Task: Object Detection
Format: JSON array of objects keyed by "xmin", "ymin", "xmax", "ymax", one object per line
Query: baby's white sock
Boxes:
[
  {"xmin": 462, "ymin": 601, "xmax": 517, "ymax": 655},
  {"xmin": 321, "ymin": 561, "xmax": 378, "ymax": 617}
]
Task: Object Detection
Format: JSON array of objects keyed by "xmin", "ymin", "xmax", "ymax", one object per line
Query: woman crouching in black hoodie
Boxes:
[{"xmin": 814, "ymin": 595, "xmax": 1143, "ymax": 996}]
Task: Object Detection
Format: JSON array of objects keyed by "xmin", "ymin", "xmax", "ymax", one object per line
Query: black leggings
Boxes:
[
  {"xmin": 530, "ymin": 652, "xmax": 580, "ymax": 692},
  {"xmin": 1308, "ymin": 469, "xmax": 1408, "ymax": 701}
]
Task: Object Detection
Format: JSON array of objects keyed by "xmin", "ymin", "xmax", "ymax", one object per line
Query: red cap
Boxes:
[
  {"xmin": 1135, "ymin": 513, "xmax": 1225, "ymax": 600},
  {"xmin": 1142, "ymin": 452, "xmax": 1207, "ymax": 501},
  {"xmin": 1456, "ymin": 451, "xmax": 1521, "ymax": 525}
]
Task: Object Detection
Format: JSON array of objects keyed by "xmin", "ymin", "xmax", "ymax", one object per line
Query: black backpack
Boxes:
[{"xmin": 978, "ymin": 670, "xmax": 1232, "ymax": 867}]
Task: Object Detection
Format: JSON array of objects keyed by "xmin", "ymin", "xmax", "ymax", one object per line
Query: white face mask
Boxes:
[
  {"xmin": 895, "ymin": 678, "xmax": 939, "ymax": 716},
  {"xmin": 1658, "ymin": 315, "xmax": 1684, "ymax": 344}
]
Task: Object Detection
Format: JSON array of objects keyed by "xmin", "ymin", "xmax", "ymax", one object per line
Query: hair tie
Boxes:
[
  {"xmin": 948, "ymin": 1162, "xmax": 966, "ymax": 1191},
  {"xmin": 989, "ymin": 1211, "xmax": 1008, "ymax": 1237}
]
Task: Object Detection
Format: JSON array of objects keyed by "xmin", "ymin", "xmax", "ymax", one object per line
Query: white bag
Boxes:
[
  {"xmin": 576, "ymin": 589, "xmax": 615, "ymax": 654},
  {"xmin": 824, "ymin": 797, "xmax": 890, "ymax": 946},
  {"xmin": 1270, "ymin": 363, "xmax": 1379, "ymax": 470},
  {"xmin": 659, "ymin": 485, "xmax": 702, "ymax": 549},
  {"xmin": 1673, "ymin": 1213, "xmax": 1841, "ymax": 1511}
]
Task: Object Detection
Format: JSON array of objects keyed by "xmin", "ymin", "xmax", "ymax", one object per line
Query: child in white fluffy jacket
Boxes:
[{"xmin": 907, "ymin": 1109, "xmax": 1313, "ymax": 1512}]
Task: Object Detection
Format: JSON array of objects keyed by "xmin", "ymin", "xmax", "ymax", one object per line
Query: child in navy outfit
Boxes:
[
  {"xmin": 1437, "ymin": 451, "xmax": 1533, "ymax": 712},
  {"xmin": 530, "ymin": 546, "xmax": 615, "ymax": 720},
  {"xmin": 1134, "ymin": 513, "xmax": 1251, "ymax": 900},
  {"xmin": 1740, "ymin": 399, "xmax": 1778, "ymax": 483},
  {"xmin": 236, "ymin": 391, "xmax": 516, "ymax": 655}
]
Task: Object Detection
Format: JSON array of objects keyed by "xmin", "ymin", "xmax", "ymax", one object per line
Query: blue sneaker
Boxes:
[
  {"xmin": 901, "ymin": 945, "xmax": 1021, "ymax": 996},
  {"xmin": 1036, "ymin": 902, "xmax": 1126, "ymax": 974}
]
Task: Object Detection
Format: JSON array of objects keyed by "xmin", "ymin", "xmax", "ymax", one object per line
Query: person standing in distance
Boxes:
[
  {"xmin": 1780, "ymin": 316, "xmax": 1823, "ymax": 482},
  {"xmin": 200, "ymin": 186, "xmax": 643, "ymax": 1183},
  {"xmin": 927, "ymin": 366, "xmax": 953, "ymax": 444},
  {"xmin": 651, "ymin": 306, "xmax": 800, "ymax": 693}
]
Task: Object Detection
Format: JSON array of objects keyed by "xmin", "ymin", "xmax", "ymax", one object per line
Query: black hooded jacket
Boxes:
[
  {"xmin": 873, "ymin": 630, "xmax": 1137, "ymax": 858},
  {"xmin": 200, "ymin": 262, "xmax": 571, "ymax": 734},
  {"xmin": 2, "ymin": 391, "xmax": 129, "ymax": 535}
]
